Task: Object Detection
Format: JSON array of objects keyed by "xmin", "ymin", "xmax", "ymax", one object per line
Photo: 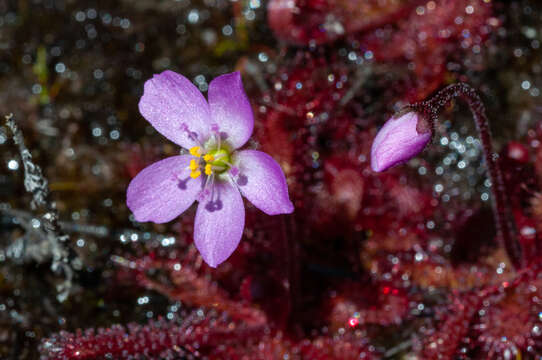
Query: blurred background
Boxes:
[{"xmin": 1, "ymin": 0, "xmax": 542, "ymax": 358}]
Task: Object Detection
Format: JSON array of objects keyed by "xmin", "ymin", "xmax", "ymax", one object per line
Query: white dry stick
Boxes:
[{"xmin": 4, "ymin": 113, "xmax": 80, "ymax": 302}]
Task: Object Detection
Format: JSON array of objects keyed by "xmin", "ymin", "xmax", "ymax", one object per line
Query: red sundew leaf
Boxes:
[
  {"xmin": 514, "ymin": 210, "xmax": 541, "ymax": 265},
  {"xmin": 327, "ymin": 282, "xmax": 410, "ymax": 331},
  {"xmin": 267, "ymin": 0, "xmax": 418, "ymax": 45},
  {"xmin": 122, "ymin": 143, "xmax": 164, "ymax": 179},
  {"xmin": 39, "ymin": 315, "xmax": 263, "ymax": 360},
  {"xmin": 324, "ymin": 157, "xmax": 365, "ymax": 221},
  {"xmin": 422, "ymin": 262, "xmax": 542, "ymax": 359},
  {"xmin": 500, "ymin": 148, "xmax": 539, "ymax": 210},
  {"xmin": 268, "ymin": 0, "xmax": 494, "ymax": 101},
  {"xmin": 471, "ymin": 277, "xmax": 542, "ymax": 358},
  {"xmin": 212, "ymin": 333, "xmax": 380, "ymax": 360},
  {"xmin": 256, "ymin": 109, "xmax": 296, "ymax": 171},
  {"xmin": 422, "ymin": 292, "xmax": 484, "ymax": 360},
  {"xmin": 127, "ymin": 253, "xmax": 268, "ymax": 328},
  {"xmin": 357, "ymin": 0, "xmax": 493, "ymax": 101},
  {"xmin": 497, "ymin": 137, "xmax": 542, "ymax": 264},
  {"xmin": 361, "ymin": 0, "xmax": 492, "ymax": 60},
  {"xmin": 362, "ymin": 242, "xmax": 516, "ymax": 292},
  {"xmin": 505, "ymin": 141, "xmax": 530, "ymax": 164}
]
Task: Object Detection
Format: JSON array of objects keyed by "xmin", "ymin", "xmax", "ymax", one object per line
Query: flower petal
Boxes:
[
  {"xmin": 371, "ymin": 111, "xmax": 432, "ymax": 172},
  {"xmin": 139, "ymin": 70, "xmax": 211, "ymax": 149},
  {"xmin": 194, "ymin": 182, "xmax": 245, "ymax": 268},
  {"xmin": 127, "ymin": 155, "xmax": 201, "ymax": 223},
  {"xmin": 233, "ymin": 150, "xmax": 294, "ymax": 215},
  {"xmin": 208, "ymin": 72, "xmax": 254, "ymax": 149}
]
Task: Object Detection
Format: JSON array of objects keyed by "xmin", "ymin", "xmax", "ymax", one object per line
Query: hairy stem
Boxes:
[{"xmin": 412, "ymin": 83, "xmax": 523, "ymax": 269}]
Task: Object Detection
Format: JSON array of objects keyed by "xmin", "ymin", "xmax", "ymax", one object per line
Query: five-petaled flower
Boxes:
[{"xmin": 127, "ymin": 70, "xmax": 294, "ymax": 267}]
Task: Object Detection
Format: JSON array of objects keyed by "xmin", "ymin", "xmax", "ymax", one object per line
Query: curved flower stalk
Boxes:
[
  {"xmin": 371, "ymin": 83, "xmax": 523, "ymax": 269},
  {"xmin": 127, "ymin": 71, "xmax": 294, "ymax": 267}
]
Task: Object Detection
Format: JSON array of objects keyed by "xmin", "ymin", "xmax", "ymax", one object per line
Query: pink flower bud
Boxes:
[{"xmin": 371, "ymin": 111, "xmax": 432, "ymax": 172}]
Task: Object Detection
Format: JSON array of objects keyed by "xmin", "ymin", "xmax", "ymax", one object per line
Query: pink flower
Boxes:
[
  {"xmin": 371, "ymin": 111, "xmax": 432, "ymax": 172},
  {"xmin": 127, "ymin": 71, "xmax": 294, "ymax": 267}
]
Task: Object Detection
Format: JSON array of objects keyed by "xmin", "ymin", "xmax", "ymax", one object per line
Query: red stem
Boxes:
[{"xmin": 412, "ymin": 83, "xmax": 524, "ymax": 270}]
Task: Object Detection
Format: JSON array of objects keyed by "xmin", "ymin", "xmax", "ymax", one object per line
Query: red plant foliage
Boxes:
[{"xmin": 37, "ymin": 2, "xmax": 542, "ymax": 359}]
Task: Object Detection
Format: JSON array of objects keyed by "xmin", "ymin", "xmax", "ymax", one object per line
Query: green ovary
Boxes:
[{"xmin": 207, "ymin": 148, "xmax": 231, "ymax": 172}]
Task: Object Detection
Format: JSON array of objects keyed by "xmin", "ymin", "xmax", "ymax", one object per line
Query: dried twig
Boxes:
[{"xmin": 3, "ymin": 113, "xmax": 81, "ymax": 302}]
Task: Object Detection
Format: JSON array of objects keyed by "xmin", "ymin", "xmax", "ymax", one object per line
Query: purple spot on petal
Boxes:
[
  {"xmin": 179, "ymin": 122, "xmax": 200, "ymax": 142},
  {"xmin": 204, "ymin": 199, "xmax": 223, "ymax": 212},
  {"xmin": 177, "ymin": 177, "xmax": 189, "ymax": 190},
  {"xmin": 236, "ymin": 174, "xmax": 248, "ymax": 186}
]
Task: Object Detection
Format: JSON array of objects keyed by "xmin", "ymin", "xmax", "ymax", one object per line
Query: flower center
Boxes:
[
  {"xmin": 188, "ymin": 146, "xmax": 232, "ymax": 179},
  {"xmin": 207, "ymin": 148, "xmax": 231, "ymax": 169}
]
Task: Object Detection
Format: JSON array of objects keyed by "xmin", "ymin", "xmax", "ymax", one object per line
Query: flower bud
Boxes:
[{"xmin": 371, "ymin": 111, "xmax": 431, "ymax": 172}]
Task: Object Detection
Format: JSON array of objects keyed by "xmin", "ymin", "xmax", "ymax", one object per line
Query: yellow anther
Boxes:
[
  {"xmin": 205, "ymin": 164, "xmax": 213, "ymax": 176},
  {"xmin": 189, "ymin": 159, "xmax": 199, "ymax": 171},
  {"xmin": 189, "ymin": 146, "xmax": 201, "ymax": 158},
  {"xmin": 203, "ymin": 154, "xmax": 214, "ymax": 162},
  {"xmin": 190, "ymin": 170, "xmax": 201, "ymax": 179}
]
